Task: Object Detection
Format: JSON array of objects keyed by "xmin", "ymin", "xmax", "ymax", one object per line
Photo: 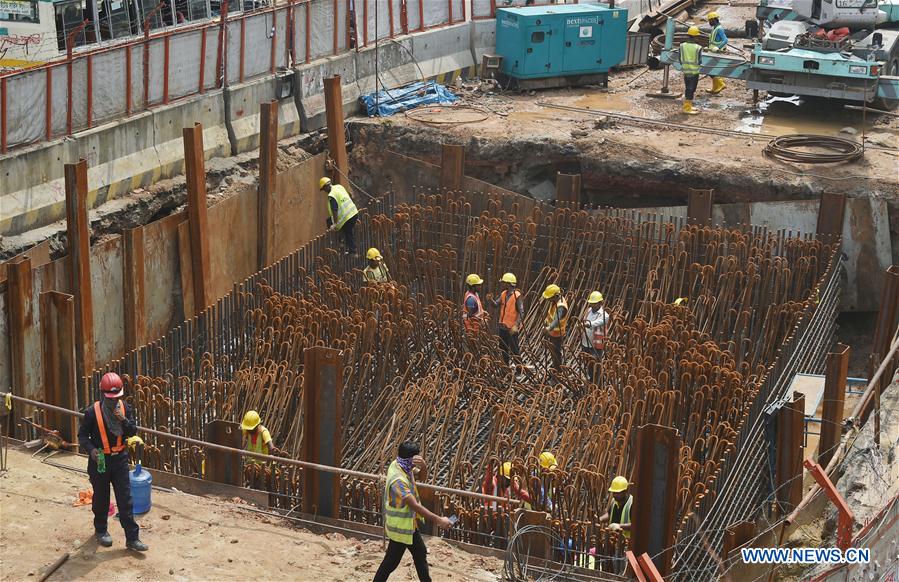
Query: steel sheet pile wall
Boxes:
[{"xmin": 83, "ymin": 187, "xmax": 838, "ymax": 575}]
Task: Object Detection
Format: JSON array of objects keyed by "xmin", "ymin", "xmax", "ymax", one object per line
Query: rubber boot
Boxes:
[
  {"xmin": 708, "ymin": 77, "xmax": 726, "ymax": 94},
  {"xmin": 682, "ymin": 100, "xmax": 699, "ymax": 115}
]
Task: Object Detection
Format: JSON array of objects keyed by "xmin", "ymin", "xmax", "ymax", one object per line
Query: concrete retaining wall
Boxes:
[{"xmin": 1, "ymin": 21, "xmax": 482, "ymax": 235}]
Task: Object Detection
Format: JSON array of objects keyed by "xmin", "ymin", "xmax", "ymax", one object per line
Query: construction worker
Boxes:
[
  {"xmin": 536, "ymin": 451, "xmax": 559, "ymax": 511},
  {"xmin": 241, "ymin": 410, "xmax": 280, "ymax": 462},
  {"xmin": 481, "ymin": 461, "xmax": 533, "ymax": 510},
  {"xmin": 599, "ymin": 476, "xmax": 632, "ymax": 538},
  {"xmin": 374, "ymin": 441, "xmax": 453, "ymax": 582},
  {"xmin": 581, "ymin": 291, "xmax": 609, "ymax": 358},
  {"xmin": 674, "ymin": 297, "xmax": 688, "ymax": 306},
  {"xmin": 77, "ymin": 372, "xmax": 148, "ymax": 552},
  {"xmin": 542, "ymin": 284, "xmax": 569, "ymax": 369},
  {"xmin": 680, "ymin": 27, "xmax": 703, "ymax": 115},
  {"xmin": 489, "ymin": 272, "xmax": 524, "ymax": 363},
  {"xmin": 320, "ymin": 177, "xmax": 359, "ymax": 255},
  {"xmin": 363, "ymin": 247, "xmax": 391, "ymax": 283},
  {"xmin": 706, "ymin": 12, "xmax": 728, "ymax": 94},
  {"xmin": 462, "ymin": 274, "xmax": 488, "ymax": 333}
]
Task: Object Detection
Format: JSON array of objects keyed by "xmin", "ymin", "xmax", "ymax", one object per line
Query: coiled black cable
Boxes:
[{"xmin": 763, "ymin": 134, "xmax": 864, "ymax": 164}]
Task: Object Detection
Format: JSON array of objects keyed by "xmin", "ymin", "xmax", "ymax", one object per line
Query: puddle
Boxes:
[
  {"xmin": 571, "ymin": 92, "xmax": 633, "ymax": 111},
  {"xmin": 735, "ymin": 95, "xmax": 876, "ymax": 136}
]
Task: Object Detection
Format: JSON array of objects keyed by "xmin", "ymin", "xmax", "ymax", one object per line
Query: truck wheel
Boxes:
[{"xmin": 871, "ymin": 59, "xmax": 899, "ymax": 111}]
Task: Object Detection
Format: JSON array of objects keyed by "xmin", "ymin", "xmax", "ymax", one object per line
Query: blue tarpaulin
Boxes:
[{"xmin": 360, "ymin": 80, "xmax": 458, "ymax": 117}]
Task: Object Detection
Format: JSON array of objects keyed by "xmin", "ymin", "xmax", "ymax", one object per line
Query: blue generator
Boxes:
[{"xmin": 495, "ymin": 4, "xmax": 628, "ymax": 89}]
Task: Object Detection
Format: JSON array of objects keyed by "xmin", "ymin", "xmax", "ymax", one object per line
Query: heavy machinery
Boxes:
[{"xmin": 660, "ymin": 0, "xmax": 899, "ymax": 108}]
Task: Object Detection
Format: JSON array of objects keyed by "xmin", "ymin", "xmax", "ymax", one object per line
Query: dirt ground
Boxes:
[{"xmin": 0, "ymin": 448, "xmax": 501, "ymax": 582}]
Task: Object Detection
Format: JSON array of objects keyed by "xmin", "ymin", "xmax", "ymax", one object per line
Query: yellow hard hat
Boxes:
[
  {"xmin": 609, "ymin": 475, "xmax": 629, "ymax": 493},
  {"xmin": 501, "ymin": 272, "xmax": 517, "ymax": 285},
  {"xmin": 707, "ymin": 11, "xmax": 719, "ymax": 19},
  {"xmin": 542, "ymin": 284, "xmax": 561, "ymax": 299},
  {"xmin": 366, "ymin": 248, "xmax": 382, "ymax": 261},
  {"xmin": 588, "ymin": 291, "xmax": 604, "ymax": 304},
  {"xmin": 241, "ymin": 410, "xmax": 261, "ymax": 431},
  {"xmin": 500, "ymin": 461, "xmax": 513, "ymax": 478},
  {"xmin": 126, "ymin": 436, "xmax": 144, "ymax": 448},
  {"xmin": 687, "ymin": 25, "xmax": 701, "ymax": 36},
  {"xmin": 318, "ymin": 177, "xmax": 332, "ymax": 190},
  {"xmin": 538, "ymin": 451, "xmax": 558, "ymax": 470},
  {"xmin": 674, "ymin": 297, "xmax": 688, "ymax": 306},
  {"xmin": 466, "ymin": 273, "xmax": 484, "ymax": 286}
]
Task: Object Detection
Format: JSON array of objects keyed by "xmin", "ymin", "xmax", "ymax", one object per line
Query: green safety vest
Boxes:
[
  {"xmin": 679, "ymin": 42, "xmax": 701, "ymax": 76},
  {"xmin": 709, "ymin": 25, "xmax": 726, "ymax": 51},
  {"xmin": 384, "ymin": 460, "xmax": 424, "ymax": 544},
  {"xmin": 328, "ymin": 184, "xmax": 359, "ymax": 229},
  {"xmin": 610, "ymin": 494, "xmax": 633, "ymax": 539},
  {"xmin": 244, "ymin": 425, "xmax": 271, "ymax": 464}
]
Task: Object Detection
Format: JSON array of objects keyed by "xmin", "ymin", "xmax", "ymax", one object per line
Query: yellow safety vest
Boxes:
[
  {"xmin": 610, "ymin": 495, "xmax": 633, "ymax": 539},
  {"xmin": 363, "ymin": 263, "xmax": 390, "ymax": 283},
  {"xmin": 244, "ymin": 425, "xmax": 271, "ymax": 464},
  {"xmin": 384, "ymin": 460, "xmax": 424, "ymax": 544},
  {"xmin": 327, "ymin": 184, "xmax": 359, "ymax": 229},
  {"xmin": 679, "ymin": 42, "xmax": 701, "ymax": 76},
  {"xmin": 545, "ymin": 297, "xmax": 569, "ymax": 337}
]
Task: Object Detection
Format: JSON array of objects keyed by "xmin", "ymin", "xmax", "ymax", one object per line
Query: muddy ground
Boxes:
[{"xmin": 0, "ymin": 448, "xmax": 501, "ymax": 581}]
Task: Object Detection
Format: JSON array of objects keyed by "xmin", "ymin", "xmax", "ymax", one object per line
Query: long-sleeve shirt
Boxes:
[
  {"xmin": 546, "ymin": 305, "xmax": 568, "ymax": 332},
  {"xmin": 77, "ymin": 401, "xmax": 138, "ymax": 455},
  {"xmin": 582, "ymin": 307, "xmax": 609, "ymax": 347}
]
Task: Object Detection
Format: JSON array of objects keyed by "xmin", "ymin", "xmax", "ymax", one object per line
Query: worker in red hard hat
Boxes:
[{"xmin": 77, "ymin": 372, "xmax": 148, "ymax": 552}]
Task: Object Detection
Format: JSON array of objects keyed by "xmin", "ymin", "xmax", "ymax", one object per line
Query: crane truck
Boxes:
[{"xmin": 659, "ymin": 0, "xmax": 899, "ymax": 109}]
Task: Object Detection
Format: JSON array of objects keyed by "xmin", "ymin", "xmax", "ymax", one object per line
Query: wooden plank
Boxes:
[
  {"xmin": 40, "ymin": 291, "xmax": 78, "ymax": 444},
  {"xmin": 177, "ymin": 221, "xmax": 196, "ymax": 320},
  {"xmin": 323, "ymin": 76, "xmax": 349, "ymax": 188},
  {"xmin": 301, "ymin": 346, "xmax": 343, "ymax": 518},
  {"xmin": 6, "ymin": 257, "xmax": 34, "ymax": 437},
  {"xmin": 257, "ymin": 100, "xmax": 279, "ymax": 268},
  {"xmin": 64, "ymin": 159, "xmax": 95, "ymax": 380},
  {"xmin": 123, "ymin": 226, "xmax": 147, "ymax": 353},
  {"xmin": 440, "ymin": 143, "xmax": 465, "ymax": 191},
  {"xmin": 183, "ymin": 123, "xmax": 212, "ymax": 312},
  {"xmin": 820, "ymin": 344, "xmax": 850, "ymax": 468}
]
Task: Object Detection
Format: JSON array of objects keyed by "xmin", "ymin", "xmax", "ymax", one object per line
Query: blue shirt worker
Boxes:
[
  {"xmin": 77, "ymin": 372, "xmax": 149, "ymax": 552},
  {"xmin": 320, "ymin": 176, "xmax": 359, "ymax": 255},
  {"xmin": 706, "ymin": 12, "xmax": 728, "ymax": 95},
  {"xmin": 373, "ymin": 441, "xmax": 453, "ymax": 582}
]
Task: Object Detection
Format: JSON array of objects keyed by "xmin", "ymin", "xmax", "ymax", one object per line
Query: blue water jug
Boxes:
[{"xmin": 130, "ymin": 463, "xmax": 152, "ymax": 514}]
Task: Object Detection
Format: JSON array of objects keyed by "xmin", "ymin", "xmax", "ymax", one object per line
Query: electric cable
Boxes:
[{"xmin": 763, "ymin": 134, "xmax": 865, "ymax": 164}]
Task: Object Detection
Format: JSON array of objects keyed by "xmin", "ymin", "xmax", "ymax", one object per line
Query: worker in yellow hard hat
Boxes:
[
  {"xmin": 680, "ymin": 26, "xmax": 703, "ymax": 115},
  {"xmin": 462, "ymin": 274, "xmax": 488, "ymax": 334},
  {"xmin": 673, "ymin": 297, "xmax": 688, "ymax": 306},
  {"xmin": 320, "ymin": 176, "xmax": 359, "ymax": 255},
  {"xmin": 581, "ymin": 291, "xmax": 609, "ymax": 359},
  {"xmin": 542, "ymin": 284, "xmax": 569, "ymax": 370},
  {"xmin": 481, "ymin": 461, "xmax": 533, "ymax": 510},
  {"xmin": 488, "ymin": 272, "xmax": 525, "ymax": 364},
  {"xmin": 599, "ymin": 476, "xmax": 632, "ymax": 538},
  {"xmin": 706, "ymin": 12, "xmax": 728, "ymax": 95},
  {"xmin": 362, "ymin": 247, "xmax": 391, "ymax": 284},
  {"xmin": 241, "ymin": 410, "xmax": 280, "ymax": 463},
  {"xmin": 536, "ymin": 451, "xmax": 559, "ymax": 511}
]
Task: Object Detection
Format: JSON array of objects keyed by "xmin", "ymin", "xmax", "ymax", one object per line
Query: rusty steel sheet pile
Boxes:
[{"xmin": 89, "ymin": 189, "xmax": 840, "ymax": 575}]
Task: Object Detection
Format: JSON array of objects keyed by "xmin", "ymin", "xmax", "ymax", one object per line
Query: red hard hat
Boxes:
[{"xmin": 99, "ymin": 372, "xmax": 124, "ymax": 398}]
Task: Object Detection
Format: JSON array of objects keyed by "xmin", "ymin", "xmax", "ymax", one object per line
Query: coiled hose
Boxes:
[
  {"xmin": 763, "ymin": 134, "xmax": 864, "ymax": 164},
  {"xmin": 504, "ymin": 524, "xmax": 571, "ymax": 581}
]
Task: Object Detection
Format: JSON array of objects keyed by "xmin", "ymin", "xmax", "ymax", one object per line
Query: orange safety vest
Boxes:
[
  {"xmin": 545, "ymin": 297, "xmax": 569, "ymax": 337},
  {"xmin": 499, "ymin": 289, "xmax": 521, "ymax": 330},
  {"xmin": 94, "ymin": 401, "xmax": 127, "ymax": 454},
  {"xmin": 593, "ymin": 327, "xmax": 606, "ymax": 350},
  {"xmin": 463, "ymin": 291, "xmax": 486, "ymax": 332}
]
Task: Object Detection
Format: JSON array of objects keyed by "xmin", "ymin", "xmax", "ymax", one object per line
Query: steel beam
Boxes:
[
  {"xmin": 872, "ymin": 265, "xmax": 899, "ymax": 367},
  {"xmin": 805, "ymin": 459, "xmax": 854, "ymax": 551},
  {"xmin": 515, "ymin": 509, "xmax": 552, "ymax": 560},
  {"xmin": 636, "ymin": 552, "xmax": 665, "ymax": 582},
  {"xmin": 687, "ymin": 188, "xmax": 713, "ymax": 226},
  {"xmin": 40, "ymin": 291, "xmax": 78, "ymax": 443},
  {"xmin": 632, "ymin": 423, "xmax": 681, "ymax": 576},
  {"xmin": 123, "ymin": 226, "xmax": 147, "ymax": 353},
  {"xmin": 815, "ymin": 193, "xmax": 846, "ymax": 240},
  {"xmin": 775, "ymin": 393, "xmax": 805, "ymax": 514},
  {"xmin": 64, "ymin": 160, "xmax": 95, "ymax": 381},
  {"xmin": 7, "ymin": 257, "xmax": 34, "ymax": 438},
  {"xmin": 440, "ymin": 143, "xmax": 465, "ymax": 191},
  {"xmin": 625, "ymin": 551, "xmax": 648, "ymax": 582},
  {"xmin": 723, "ymin": 520, "xmax": 755, "ymax": 562},
  {"xmin": 183, "ymin": 123, "xmax": 213, "ymax": 312},
  {"xmin": 555, "ymin": 172, "xmax": 581, "ymax": 208},
  {"xmin": 257, "ymin": 100, "xmax": 279, "ymax": 268},
  {"xmin": 324, "ymin": 76, "xmax": 349, "ymax": 187},
  {"xmin": 205, "ymin": 419, "xmax": 242, "ymax": 486},
  {"xmin": 819, "ymin": 343, "xmax": 850, "ymax": 468},
  {"xmin": 302, "ymin": 346, "xmax": 343, "ymax": 518}
]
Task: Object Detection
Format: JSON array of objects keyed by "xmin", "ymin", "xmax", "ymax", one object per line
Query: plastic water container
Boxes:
[{"xmin": 130, "ymin": 463, "xmax": 152, "ymax": 514}]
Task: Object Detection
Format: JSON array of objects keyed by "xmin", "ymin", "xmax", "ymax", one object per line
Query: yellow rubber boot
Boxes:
[
  {"xmin": 708, "ymin": 77, "xmax": 726, "ymax": 94},
  {"xmin": 682, "ymin": 100, "xmax": 699, "ymax": 115}
]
